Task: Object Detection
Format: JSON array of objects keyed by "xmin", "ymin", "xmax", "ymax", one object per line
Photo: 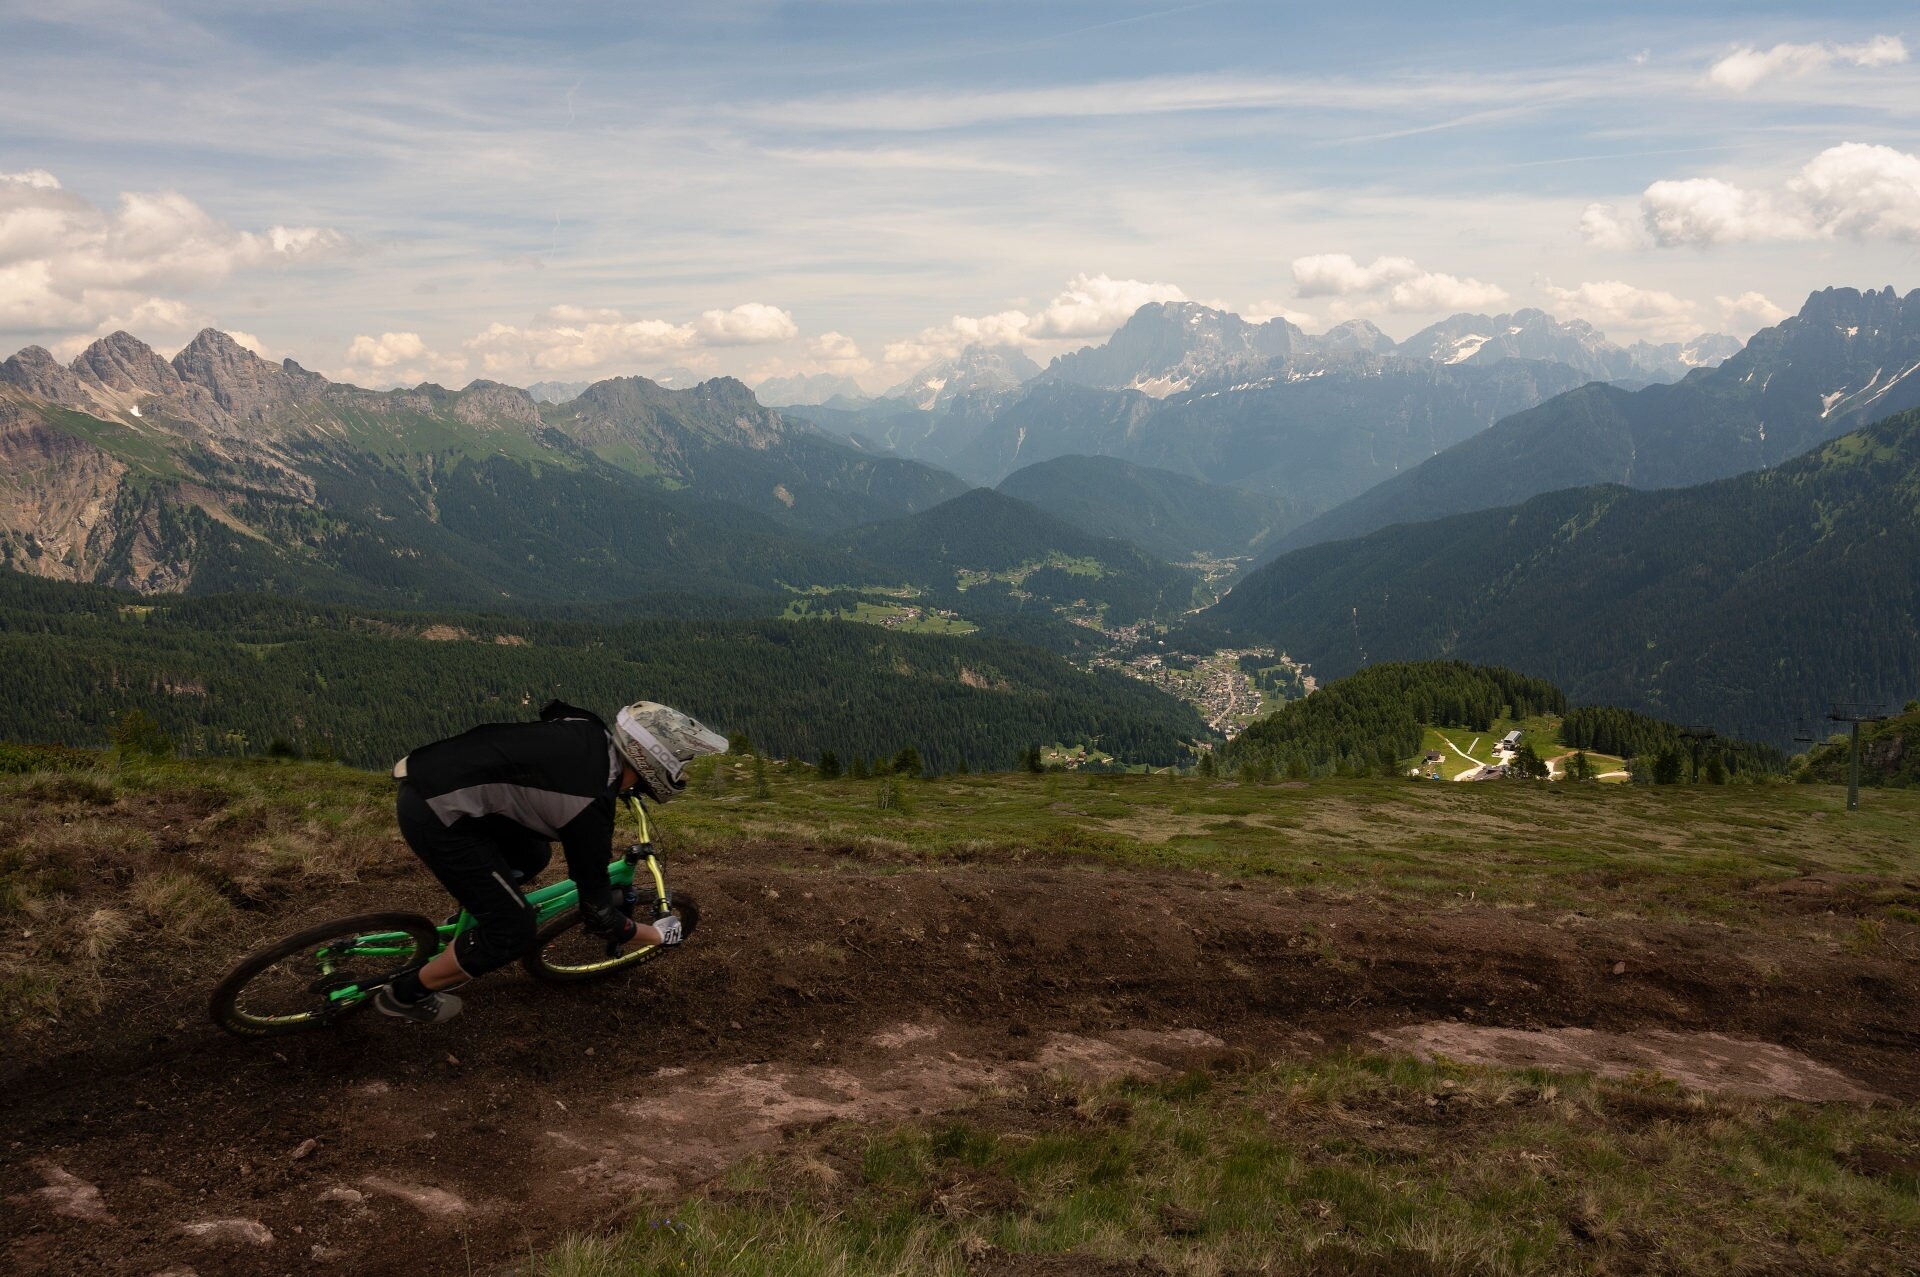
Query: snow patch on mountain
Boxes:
[{"xmin": 1446, "ymin": 335, "xmax": 1490, "ymax": 364}]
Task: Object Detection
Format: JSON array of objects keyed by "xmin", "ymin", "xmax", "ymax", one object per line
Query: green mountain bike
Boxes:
[{"xmin": 209, "ymin": 796, "xmax": 698, "ymax": 1037}]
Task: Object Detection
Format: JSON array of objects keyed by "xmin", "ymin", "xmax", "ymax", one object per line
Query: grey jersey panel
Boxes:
[{"xmin": 426, "ymin": 783, "xmax": 595, "ymax": 839}]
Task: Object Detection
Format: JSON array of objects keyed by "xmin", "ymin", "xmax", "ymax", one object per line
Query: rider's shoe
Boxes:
[{"xmin": 374, "ymin": 984, "xmax": 463, "ymax": 1024}]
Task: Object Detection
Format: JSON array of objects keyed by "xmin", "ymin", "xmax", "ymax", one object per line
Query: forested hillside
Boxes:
[
  {"xmin": 0, "ymin": 573, "xmax": 1205, "ymax": 772},
  {"xmin": 1798, "ymin": 705, "xmax": 1920, "ymax": 788},
  {"xmin": 1195, "ymin": 407, "xmax": 1920, "ymax": 746},
  {"xmin": 1215, "ymin": 661, "xmax": 1784, "ymax": 778},
  {"xmin": 1220, "ymin": 662, "xmax": 1565, "ymax": 776},
  {"xmin": 843, "ymin": 488, "xmax": 1199, "ymax": 623},
  {"xmin": 996, "ymin": 454, "xmax": 1290, "ymax": 560}
]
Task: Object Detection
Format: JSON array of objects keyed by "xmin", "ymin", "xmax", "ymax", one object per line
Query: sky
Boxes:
[{"xmin": 1, "ymin": 1, "xmax": 1916, "ymax": 391}]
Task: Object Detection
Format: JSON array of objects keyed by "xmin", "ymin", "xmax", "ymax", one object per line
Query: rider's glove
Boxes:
[
  {"xmin": 652, "ymin": 914, "xmax": 684, "ymax": 946},
  {"xmin": 580, "ymin": 900, "xmax": 638, "ymax": 945}
]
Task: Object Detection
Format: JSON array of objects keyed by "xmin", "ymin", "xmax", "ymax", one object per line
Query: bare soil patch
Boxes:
[
  {"xmin": 3, "ymin": 845, "xmax": 1916, "ymax": 1276},
  {"xmin": 1372, "ymin": 1023, "xmax": 1885, "ymax": 1101}
]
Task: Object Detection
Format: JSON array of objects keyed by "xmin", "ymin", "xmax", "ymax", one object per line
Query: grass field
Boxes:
[
  {"xmin": 539, "ymin": 1055, "xmax": 1920, "ymax": 1276},
  {"xmin": 670, "ymin": 753, "xmax": 1920, "ymax": 922},
  {"xmin": 4, "ymin": 746, "xmax": 1918, "ymax": 1273}
]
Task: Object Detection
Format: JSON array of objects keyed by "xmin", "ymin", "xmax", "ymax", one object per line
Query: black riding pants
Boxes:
[{"xmin": 395, "ymin": 782, "xmax": 554, "ymax": 977}]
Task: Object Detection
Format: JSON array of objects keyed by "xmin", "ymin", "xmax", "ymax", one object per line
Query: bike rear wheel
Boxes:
[
  {"xmin": 209, "ymin": 912, "xmax": 442, "ymax": 1038},
  {"xmin": 521, "ymin": 894, "xmax": 700, "ymax": 984}
]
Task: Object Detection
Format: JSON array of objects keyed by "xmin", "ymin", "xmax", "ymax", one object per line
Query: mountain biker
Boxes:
[{"xmin": 376, "ymin": 698, "xmax": 727, "ymax": 1023}]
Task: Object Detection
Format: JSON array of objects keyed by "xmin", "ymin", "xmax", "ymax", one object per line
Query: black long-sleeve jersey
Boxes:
[{"xmin": 401, "ymin": 703, "xmax": 623, "ymax": 906}]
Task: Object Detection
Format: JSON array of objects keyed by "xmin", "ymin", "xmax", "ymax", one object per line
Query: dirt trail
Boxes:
[{"xmin": 4, "ymin": 846, "xmax": 1918, "ymax": 1277}]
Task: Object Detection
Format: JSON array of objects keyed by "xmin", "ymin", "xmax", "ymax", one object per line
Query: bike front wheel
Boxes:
[
  {"xmin": 209, "ymin": 911, "xmax": 443, "ymax": 1038},
  {"xmin": 521, "ymin": 894, "xmax": 700, "ymax": 984}
]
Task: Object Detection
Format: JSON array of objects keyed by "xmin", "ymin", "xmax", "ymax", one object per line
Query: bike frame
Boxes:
[{"xmin": 314, "ymin": 795, "xmax": 672, "ymax": 1007}]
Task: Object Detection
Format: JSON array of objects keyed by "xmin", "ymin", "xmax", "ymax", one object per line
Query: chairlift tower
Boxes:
[
  {"xmin": 1827, "ymin": 704, "xmax": 1890, "ymax": 812},
  {"xmin": 1678, "ymin": 724, "xmax": 1717, "ymax": 784}
]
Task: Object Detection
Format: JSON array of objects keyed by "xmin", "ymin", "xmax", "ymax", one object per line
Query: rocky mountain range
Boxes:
[
  {"xmin": 1283, "ymin": 286, "xmax": 1920, "ymax": 550},
  {"xmin": 754, "ymin": 371, "xmax": 870, "ymax": 407},
  {"xmin": 1038, "ymin": 302, "xmax": 1302, "ymax": 397},
  {"xmin": 1035, "ymin": 301, "xmax": 1734, "ymax": 399},
  {"xmin": 885, "ymin": 346, "xmax": 1041, "ymax": 411},
  {"xmin": 1390, "ymin": 309, "xmax": 1739, "ymax": 384},
  {"xmin": 787, "ymin": 299, "xmax": 1746, "ymax": 527},
  {"xmin": 0, "ymin": 329, "xmax": 964, "ymax": 597}
]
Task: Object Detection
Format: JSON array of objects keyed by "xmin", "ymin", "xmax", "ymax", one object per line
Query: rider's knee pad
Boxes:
[{"xmin": 451, "ymin": 900, "xmax": 539, "ymax": 976}]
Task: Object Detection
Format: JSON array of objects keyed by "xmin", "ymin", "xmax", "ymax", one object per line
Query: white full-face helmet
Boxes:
[{"xmin": 613, "ymin": 701, "xmax": 728, "ymax": 802}]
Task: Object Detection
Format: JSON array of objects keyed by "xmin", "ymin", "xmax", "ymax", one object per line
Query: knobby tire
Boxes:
[
  {"xmin": 521, "ymin": 894, "xmax": 700, "ymax": 984},
  {"xmin": 208, "ymin": 911, "xmax": 442, "ymax": 1038}
]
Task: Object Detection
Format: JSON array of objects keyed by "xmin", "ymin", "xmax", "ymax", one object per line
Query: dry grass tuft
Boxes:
[
  {"xmin": 129, "ymin": 869, "xmax": 232, "ymax": 937},
  {"xmin": 20, "ymin": 769, "xmax": 117, "ymax": 806}
]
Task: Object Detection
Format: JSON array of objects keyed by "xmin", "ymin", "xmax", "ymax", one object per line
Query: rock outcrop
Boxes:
[
  {"xmin": 0, "ymin": 346, "xmax": 94, "ymax": 409},
  {"xmin": 452, "ymin": 379, "xmax": 542, "ymax": 429},
  {"xmin": 69, "ymin": 332, "xmax": 184, "ymax": 396},
  {"xmin": 170, "ymin": 329, "xmax": 328, "ymax": 423}
]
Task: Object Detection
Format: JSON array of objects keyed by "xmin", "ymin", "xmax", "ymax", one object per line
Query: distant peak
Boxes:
[
  {"xmin": 3, "ymin": 344, "xmax": 61, "ymax": 371},
  {"xmin": 83, "ymin": 330, "xmax": 158, "ymax": 359},
  {"xmin": 0, "ymin": 343, "xmax": 92, "ymax": 406},
  {"xmin": 71, "ymin": 330, "xmax": 179, "ymax": 394},
  {"xmin": 178, "ymin": 327, "xmax": 253, "ymax": 355}
]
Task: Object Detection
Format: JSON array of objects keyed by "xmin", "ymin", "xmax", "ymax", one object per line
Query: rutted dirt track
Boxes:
[{"xmin": 5, "ymin": 845, "xmax": 1919, "ymax": 1276}]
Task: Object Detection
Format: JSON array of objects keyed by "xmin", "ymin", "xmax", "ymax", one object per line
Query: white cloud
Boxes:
[
  {"xmin": 1640, "ymin": 177, "xmax": 1807, "ymax": 247},
  {"xmin": 1789, "ymin": 142, "xmax": 1920, "ymax": 241},
  {"xmin": 1291, "ymin": 253, "xmax": 1419, "ymax": 296},
  {"xmin": 808, "ymin": 331, "xmax": 866, "ymax": 368},
  {"xmin": 1026, "ymin": 273, "xmax": 1188, "ymax": 338},
  {"xmin": 1588, "ymin": 143, "xmax": 1920, "ymax": 248},
  {"xmin": 748, "ymin": 330, "xmax": 876, "ymax": 389},
  {"xmin": 463, "ymin": 302, "xmax": 797, "ymax": 376},
  {"xmin": 1243, "ymin": 300, "xmax": 1315, "ymax": 327},
  {"xmin": 1716, "ymin": 291, "xmax": 1789, "ymax": 332},
  {"xmin": 346, "ymin": 331, "xmax": 431, "ymax": 369},
  {"xmin": 690, "ymin": 302, "xmax": 799, "ymax": 346},
  {"xmin": 1707, "ymin": 35, "xmax": 1907, "ymax": 92},
  {"xmin": 1543, "ymin": 279, "xmax": 1699, "ymax": 340},
  {"xmin": 1290, "ymin": 253, "xmax": 1506, "ymax": 312},
  {"xmin": 882, "ymin": 274, "xmax": 1187, "ymax": 365},
  {"xmin": 223, "ymin": 329, "xmax": 269, "ymax": 357},
  {"xmin": 1385, "ymin": 272, "xmax": 1508, "ymax": 312},
  {"xmin": 0, "ymin": 169, "xmax": 344, "ymax": 336},
  {"xmin": 337, "ymin": 331, "xmax": 468, "ymax": 387},
  {"xmin": 1578, "ymin": 203, "xmax": 1645, "ymax": 251}
]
